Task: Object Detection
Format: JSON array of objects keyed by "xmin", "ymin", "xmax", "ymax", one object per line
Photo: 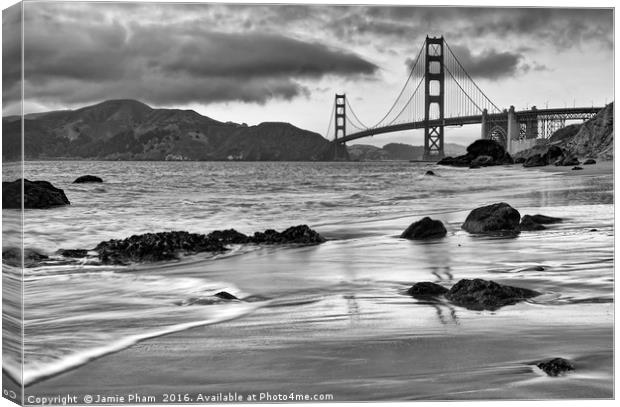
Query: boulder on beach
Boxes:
[
  {"xmin": 555, "ymin": 155, "xmax": 580, "ymax": 166},
  {"xmin": 572, "ymin": 166, "xmax": 583, "ymax": 171},
  {"xmin": 438, "ymin": 139, "xmax": 513, "ymax": 168},
  {"xmin": 424, "ymin": 170, "xmax": 436, "ymax": 176},
  {"xmin": 536, "ymin": 358, "xmax": 575, "ymax": 376},
  {"xmin": 519, "ymin": 215, "xmax": 546, "ymax": 231},
  {"xmin": 530, "ymin": 214, "xmax": 562, "ymax": 224},
  {"xmin": 251, "ymin": 225, "xmax": 325, "ymax": 244},
  {"xmin": 583, "ymin": 158, "xmax": 596, "ymax": 165},
  {"xmin": 445, "ymin": 278, "xmax": 540, "ymax": 311},
  {"xmin": 461, "ymin": 203, "xmax": 521, "ymax": 234},
  {"xmin": 73, "ymin": 175, "xmax": 103, "ymax": 183},
  {"xmin": 208, "ymin": 229, "xmax": 250, "ymax": 244},
  {"xmin": 400, "ymin": 217, "xmax": 447, "ymax": 240},
  {"xmin": 407, "ymin": 282, "xmax": 449, "ymax": 298},
  {"xmin": 214, "ymin": 291, "xmax": 239, "ymax": 300},
  {"xmin": 2, "ymin": 179, "xmax": 70, "ymax": 209},
  {"xmin": 523, "ymin": 154, "xmax": 547, "ymax": 168}
]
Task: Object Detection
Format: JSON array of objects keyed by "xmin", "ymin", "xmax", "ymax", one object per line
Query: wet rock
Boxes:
[
  {"xmin": 583, "ymin": 158, "xmax": 596, "ymax": 165},
  {"xmin": 437, "ymin": 156, "xmax": 470, "ymax": 167},
  {"xmin": 555, "ymin": 155, "xmax": 580, "ymax": 166},
  {"xmin": 400, "ymin": 217, "xmax": 447, "ymax": 239},
  {"xmin": 214, "ymin": 291, "xmax": 239, "ymax": 300},
  {"xmin": 530, "ymin": 214, "xmax": 562, "ymax": 224},
  {"xmin": 407, "ymin": 282, "xmax": 449, "ymax": 297},
  {"xmin": 544, "ymin": 145, "xmax": 566, "ymax": 163},
  {"xmin": 514, "ymin": 156, "xmax": 526, "ymax": 164},
  {"xmin": 207, "ymin": 229, "xmax": 250, "ymax": 244},
  {"xmin": 461, "ymin": 203, "xmax": 521, "ymax": 234},
  {"xmin": 3, "ymin": 179, "xmax": 70, "ymax": 209},
  {"xmin": 57, "ymin": 249, "xmax": 89, "ymax": 258},
  {"xmin": 438, "ymin": 140, "xmax": 513, "ymax": 167},
  {"xmin": 251, "ymin": 225, "xmax": 325, "ymax": 244},
  {"xmin": 536, "ymin": 358, "xmax": 575, "ymax": 376},
  {"xmin": 424, "ymin": 170, "xmax": 436, "ymax": 176},
  {"xmin": 73, "ymin": 175, "xmax": 103, "ymax": 183},
  {"xmin": 523, "ymin": 154, "xmax": 547, "ymax": 168},
  {"xmin": 94, "ymin": 231, "xmax": 227, "ymax": 264},
  {"xmin": 445, "ymin": 278, "xmax": 541, "ymax": 311},
  {"xmin": 470, "ymin": 155, "xmax": 495, "ymax": 167},
  {"xmin": 572, "ymin": 166, "xmax": 583, "ymax": 171},
  {"xmin": 519, "ymin": 215, "xmax": 546, "ymax": 231},
  {"xmin": 2, "ymin": 247, "xmax": 49, "ymax": 267}
]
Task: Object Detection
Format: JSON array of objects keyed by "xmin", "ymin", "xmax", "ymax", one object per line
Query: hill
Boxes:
[
  {"xmin": 348, "ymin": 142, "xmax": 467, "ymax": 161},
  {"xmin": 2, "ymin": 99, "xmax": 334, "ymax": 161}
]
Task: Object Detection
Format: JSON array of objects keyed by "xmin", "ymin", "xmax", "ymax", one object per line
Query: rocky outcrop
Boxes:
[
  {"xmin": 438, "ymin": 139, "xmax": 513, "ymax": 168},
  {"xmin": 73, "ymin": 175, "xmax": 103, "ymax": 183},
  {"xmin": 407, "ymin": 282, "xmax": 449, "ymax": 298},
  {"xmin": 2, "ymin": 179, "xmax": 70, "ymax": 209},
  {"xmin": 563, "ymin": 103, "xmax": 613, "ymax": 160},
  {"xmin": 461, "ymin": 203, "xmax": 521, "ymax": 234},
  {"xmin": 444, "ymin": 278, "xmax": 540, "ymax": 311},
  {"xmin": 536, "ymin": 358, "xmax": 575, "ymax": 376},
  {"xmin": 554, "ymin": 155, "xmax": 580, "ymax": 166},
  {"xmin": 251, "ymin": 225, "xmax": 326, "ymax": 245},
  {"xmin": 400, "ymin": 217, "xmax": 447, "ymax": 239}
]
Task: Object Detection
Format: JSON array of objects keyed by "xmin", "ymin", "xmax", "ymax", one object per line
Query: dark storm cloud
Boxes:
[
  {"xmin": 2, "ymin": 4, "xmax": 22, "ymax": 104},
  {"xmin": 11, "ymin": 4, "xmax": 377, "ymax": 108}
]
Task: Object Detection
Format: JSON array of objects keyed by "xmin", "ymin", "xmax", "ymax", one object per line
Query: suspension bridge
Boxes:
[{"xmin": 325, "ymin": 36, "xmax": 603, "ymax": 160}]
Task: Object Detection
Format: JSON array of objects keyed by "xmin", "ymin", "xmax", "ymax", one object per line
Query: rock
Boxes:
[
  {"xmin": 424, "ymin": 170, "xmax": 436, "ymax": 176},
  {"xmin": 530, "ymin": 214, "xmax": 562, "ymax": 224},
  {"xmin": 94, "ymin": 231, "xmax": 227, "ymax": 264},
  {"xmin": 2, "ymin": 247, "xmax": 49, "ymax": 267},
  {"xmin": 3, "ymin": 179, "xmax": 70, "ymax": 209},
  {"xmin": 555, "ymin": 155, "xmax": 580, "ymax": 166},
  {"xmin": 73, "ymin": 175, "xmax": 103, "ymax": 183},
  {"xmin": 400, "ymin": 217, "xmax": 447, "ymax": 239},
  {"xmin": 572, "ymin": 166, "xmax": 583, "ymax": 170},
  {"xmin": 544, "ymin": 145, "xmax": 565, "ymax": 163},
  {"xmin": 583, "ymin": 158, "xmax": 596, "ymax": 165},
  {"xmin": 445, "ymin": 278, "xmax": 540, "ymax": 311},
  {"xmin": 470, "ymin": 155, "xmax": 495, "ymax": 167},
  {"xmin": 214, "ymin": 291, "xmax": 239, "ymax": 300},
  {"xmin": 437, "ymin": 156, "xmax": 470, "ymax": 167},
  {"xmin": 536, "ymin": 358, "xmax": 575, "ymax": 376},
  {"xmin": 251, "ymin": 225, "xmax": 325, "ymax": 244},
  {"xmin": 207, "ymin": 229, "xmax": 250, "ymax": 244},
  {"xmin": 461, "ymin": 203, "xmax": 521, "ymax": 234},
  {"xmin": 57, "ymin": 249, "xmax": 89, "ymax": 258},
  {"xmin": 469, "ymin": 164, "xmax": 481, "ymax": 169},
  {"xmin": 466, "ymin": 139, "xmax": 508, "ymax": 161},
  {"xmin": 407, "ymin": 282, "xmax": 449, "ymax": 297},
  {"xmin": 519, "ymin": 215, "xmax": 546, "ymax": 231},
  {"xmin": 514, "ymin": 157, "xmax": 526, "ymax": 164},
  {"xmin": 523, "ymin": 154, "xmax": 547, "ymax": 168}
]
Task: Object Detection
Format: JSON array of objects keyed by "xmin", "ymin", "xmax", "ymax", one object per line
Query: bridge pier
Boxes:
[
  {"xmin": 423, "ymin": 36, "xmax": 445, "ymax": 160},
  {"xmin": 480, "ymin": 109, "xmax": 488, "ymax": 140},
  {"xmin": 506, "ymin": 105, "xmax": 518, "ymax": 155}
]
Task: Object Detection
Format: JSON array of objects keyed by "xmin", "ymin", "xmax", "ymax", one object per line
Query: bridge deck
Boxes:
[{"xmin": 337, "ymin": 107, "xmax": 602, "ymax": 144}]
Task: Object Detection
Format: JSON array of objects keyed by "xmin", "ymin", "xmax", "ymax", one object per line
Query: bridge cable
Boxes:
[
  {"xmin": 324, "ymin": 100, "xmax": 335, "ymax": 140},
  {"xmin": 387, "ymin": 75, "xmax": 425, "ymax": 126},
  {"xmin": 345, "ymin": 98, "xmax": 370, "ymax": 129},
  {"xmin": 442, "ymin": 64, "xmax": 485, "ymax": 114}
]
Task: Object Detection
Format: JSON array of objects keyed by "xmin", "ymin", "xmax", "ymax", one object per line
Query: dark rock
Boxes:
[
  {"xmin": 461, "ymin": 203, "xmax": 521, "ymax": 234},
  {"xmin": 530, "ymin": 214, "xmax": 562, "ymax": 224},
  {"xmin": 214, "ymin": 291, "xmax": 239, "ymax": 300},
  {"xmin": 469, "ymin": 164, "xmax": 481, "ymax": 169},
  {"xmin": 438, "ymin": 140, "xmax": 513, "ymax": 168},
  {"xmin": 400, "ymin": 217, "xmax": 447, "ymax": 239},
  {"xmin": 555, "ymin": 155, "xmax": 580, "ymax": 166},
  {"xmin": 536, "ymin": 358, "xmax": 575, "ymax": 376},
  {"xmin": 251, "ymin": 225, "xmax": 325, "ymax": 244},
  {"xmin": 572, "ymin": 166, "xmax": 583, "ymax": 171},
  {"xmin": 590, "ymin": 228, "xmax": 598, "ymax": 232},
  {"xmin": 94, "ymin": 231, "xmax": 227, "ymax": 264},
  {"xmin": 544, "ymin": 145, "xmax": 565, "ymax": 163},
  {"xmin": 523, "ymin": 154, "xmax": 547, "ymax": 168},
  {"xmin": 583, "ymin": 158, "xmax": 596, "ymax": 165},
  {"xmin": 466, "ymin": 139, "xmax": 507, "ymax": 160},
  {"xmin": 514, "ymin": 157, "xmax": 526, "ymax": 164},
  {"xmin": 519, "ymin": 215, "xmax": 546, "ymax": 231},
  {"xmin": 207, "ymin": 229, "xmax": 250, "ymax": 244},
  {"xmin": 424, "ymin": 170, "xmax": 436, "ymax": 176},
  {"xmin": 73, "ymin": 175, "xmax": 103, "ymax": 183},
  {"xmin": 3, "ymin": 179, "xmax": 70, "ymax": 209},
  {"xmin": 437, "ymin": 156, "xmax": 470, "ymax": 167},
  {"xmin": 445, "ymin": 278, "xmax": 541, "ymax": 311},
  {"xmin": 2, "ymin": 247, "xmax": 49, "ymax": 267},
  {"xmin": 57, "ymin": 249, "xmax": 89, "ymax": 258},
  {"xmin": 407, "ymin": 282, "xmax": 449, "ymax": 297},
  {"xmin": 470, "ymin": 155, "xmax": 495, "ymax": 167}
]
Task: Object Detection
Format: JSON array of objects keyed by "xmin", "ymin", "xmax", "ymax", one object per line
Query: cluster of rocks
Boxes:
[
  {"xmin": 400, "ymin": 202, "xmax": 562, "ymax": 240},
  {"xmin": 516, "ymin": 145, "xmax": 597, "ymax": 169},
  {"xmin": 437, "ymin": 139, "xmax": 513, "ymax": 168},
  {"xmin": 63, "ymin": 225, "xmax": 325, "ymax": 264}
]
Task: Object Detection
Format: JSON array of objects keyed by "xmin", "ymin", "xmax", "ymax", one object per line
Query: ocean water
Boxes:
[{"xmin": 2, "ymin": 160, "xmax": 614, "ymax": 399}]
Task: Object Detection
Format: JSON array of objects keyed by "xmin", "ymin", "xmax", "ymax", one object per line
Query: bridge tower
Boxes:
[
  {"xmin": 332, "ymin": 94, "xmax": 347, "ymax": 160},
  {"xmin": 423, "ymin": 36, "xmax": 445, "ymax": 160}
]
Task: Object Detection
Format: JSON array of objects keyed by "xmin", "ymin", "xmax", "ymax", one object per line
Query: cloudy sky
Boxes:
[{"xmin": 2, "ymin": 1, "xmax": 614, "ymax": 146}]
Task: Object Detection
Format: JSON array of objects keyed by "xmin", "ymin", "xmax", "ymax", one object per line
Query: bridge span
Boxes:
[{"xmin": 325, "ymin": 35, "xmax": 604, "ymax": 159}]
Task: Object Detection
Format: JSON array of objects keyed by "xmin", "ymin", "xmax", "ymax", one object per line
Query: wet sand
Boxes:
[{"xmin": 529, "ymin": 159, "xmax": 614, "ymax": 176}]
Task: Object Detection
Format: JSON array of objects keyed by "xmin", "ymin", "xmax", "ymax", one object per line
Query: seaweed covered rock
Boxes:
[
  {"xmin": 3, "ymin": 179, "xmax": 70, "ymax": 209},
  {"xmin": 536, "ymin": 358, "xmax": 575, "ymax": 376},
  {"xmin": 445, "ymin": 278, "xmax": 540, "ymax": 311},
  {"xmin": 208, "ymin": 229, "xmax": 250, "ymax": 244},
  {"xmin": 461, "ymin": 203, "xmax": 521, "ymax": 234},
  {"xmin": 251, "ymin": 225, "xmax": 325, "ymax": 244},
  {"xmin": 400, "ymin": 217, "xmax": 447, "ymax": 240},
  {"xmin": 407, "ymin": 282, "xmax": 449, "ymax": 298},
  {"xmin": 73, "ymin": 175, "xmax": 103, "ymax": 183}
]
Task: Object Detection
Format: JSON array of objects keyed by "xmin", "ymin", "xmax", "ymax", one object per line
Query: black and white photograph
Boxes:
[{"xmin": 1, "ymin": 0, "xmax": 615, "ymax": 404}]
